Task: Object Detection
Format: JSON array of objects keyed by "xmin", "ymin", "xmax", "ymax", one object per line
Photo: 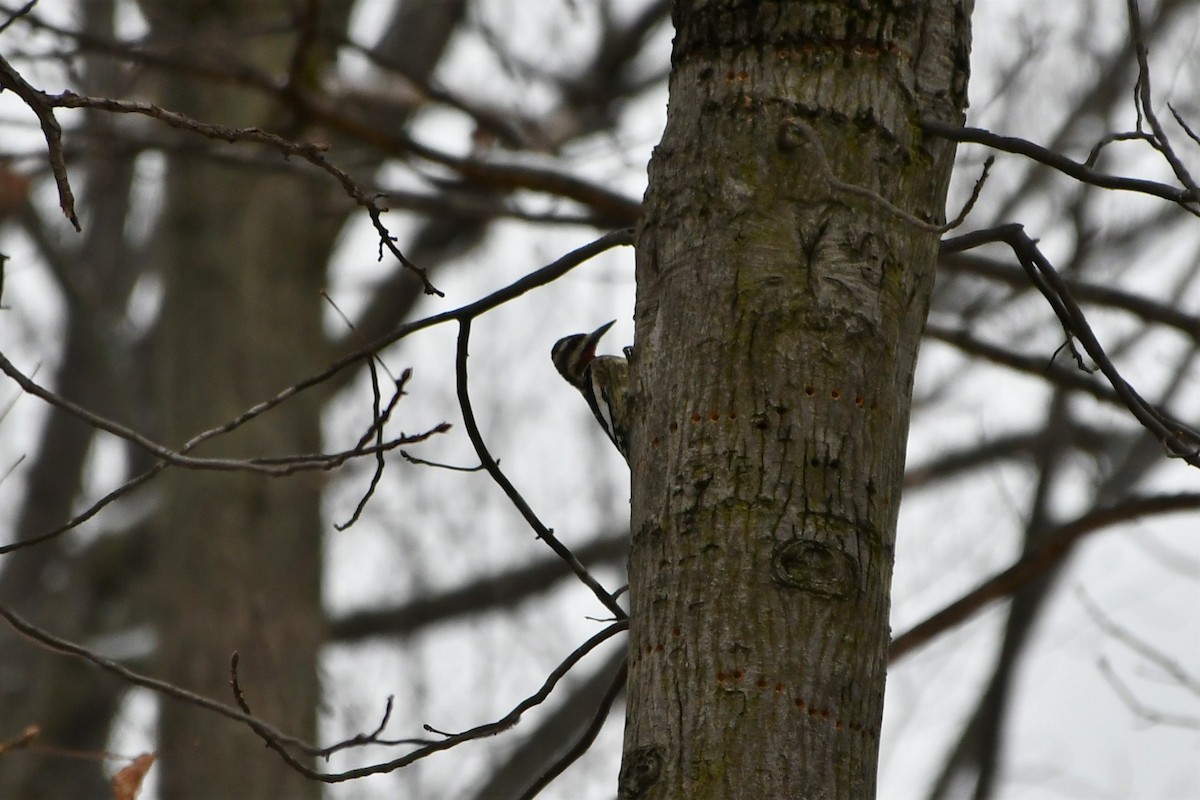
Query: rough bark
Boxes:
[{"xmin": 623, "ymin": 2, "xmax": 971, "ymax": 798}]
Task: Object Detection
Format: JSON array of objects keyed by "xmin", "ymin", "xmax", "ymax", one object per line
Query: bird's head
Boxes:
[{"xmin": 551, "ymin": 320, "xmax": 616, "ymax": 389}]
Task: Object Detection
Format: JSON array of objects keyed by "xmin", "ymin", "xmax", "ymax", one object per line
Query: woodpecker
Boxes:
[{"xmin": 551, "ymin": 320, "xmax": 631, "ymax": 461}]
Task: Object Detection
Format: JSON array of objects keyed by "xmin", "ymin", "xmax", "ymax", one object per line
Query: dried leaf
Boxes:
[{"xmin": 111, "ymin": 752, "xmax": 156, "ymax": 800}]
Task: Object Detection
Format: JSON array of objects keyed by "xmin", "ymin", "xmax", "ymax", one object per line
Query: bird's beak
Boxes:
[
  {"xmin": 588, "ymin": 320, "xmax": 617, "ymax": 343},
  {"xmin": 578, "ymin": 319, "xmax": 617, "ymax": 363},
  {"xmin": 583, "ymin": 320, "xmax": 617, "ymax": 358}
]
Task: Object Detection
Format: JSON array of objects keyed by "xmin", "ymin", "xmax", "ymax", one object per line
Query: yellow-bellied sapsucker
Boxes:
[{"xmin": 551, "ymin": 320, "xmax": 631, "ymax": 462}]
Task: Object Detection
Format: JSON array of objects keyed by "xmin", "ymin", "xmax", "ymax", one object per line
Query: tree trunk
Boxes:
[
  {"xmin": 150, "ymin": 161, "xmax": 334, "ymax": 800},
  {"xmin": 145, "ymin": 8, "xmax": 339, "ymax": 798},
  {"xmin": 623, "ymin": 3, "xmax": 971, "ymax": 798}
]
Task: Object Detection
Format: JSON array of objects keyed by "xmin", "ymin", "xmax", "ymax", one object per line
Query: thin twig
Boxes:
[
  {"xmin": 1169, "ymin": 104, "xmax": 1200, "ymax": 150},
  {"xmin": 0, "ymin": 453, "xmax": 25, "ymax": 486},
  {"xmin": 399, "ymin": 451, "xmax": 486, "ymax": 472},
  {"xmin": 334, "ymin": 366, "xmax": 404, "ymax": 532},
  {"xmin": 230, "ymin": 654, "xmax": 430, "ymax": 756},
  {"xmin": 456, "ymin": 319, "xmax": 627, "ymax": 621},
  {"xmin": 1084, "ymin": 130, "xmax": 1151, "ymax": 168},
  {"xmin": 1098, "ymin": 658, "xmax": 1200, "ymax": 730},
  {"xmin": 0, "ymin": 466, "xmax": 163, "ymax": 555},
  {"xmin": 1078, "ymin": 590, "xmax": 1200, "ymax": 696}
]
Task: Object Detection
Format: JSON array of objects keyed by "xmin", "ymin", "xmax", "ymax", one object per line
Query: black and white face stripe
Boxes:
[{"xmin": 551, "ymin": 320, "xmax": 616, "ymax": 389}]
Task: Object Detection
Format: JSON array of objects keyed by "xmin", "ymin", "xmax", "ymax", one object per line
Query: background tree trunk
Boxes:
[
  {"xmin": 624, "ymin": 3, "xmax": 970, "ymax": 797},
  {"xmin": 149, "ymin": 161, "xmax": 334, "ymax": 798},
  {"xmin": 0, "ymin": 1, "xmax": 142, "ymax": 795},
  {"xmin": 144, "ymin": 6, "xmax": 338, "ymax": 798}
]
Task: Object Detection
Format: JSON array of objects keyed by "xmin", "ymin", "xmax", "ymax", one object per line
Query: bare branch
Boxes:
[
  {"xmin": 46, "ymin": 91, "xmax": 440, "ymax": 295},
  {"xmin": 0, "ymin": 230, "xmax": 630, "ymax": 556},
  {"xmin": 0, "ymin": 348, "xmax": 447, "ymax": 478},
  {"xmin": 0, "ymin": 0, "xmax": 35, "ymax": 35},
  {"xmin": 1099, "ymin": 658, "xmax": 1200, "ymax": 730},
  {"xmin": 1, "ymin": 7, "xmax": 643, "ymax": 227},
  {"xmin": 940, "ymin": 253, "xmax": 1200, "ymax": 341},
  {"xmin": 0, "ymin": 53, "xmax": 79, "ymax": 229},
  {"xmin": 921, "ymin": 120, "xmax": 1199, "ymax": 211},
  {"xmin": 941, "ymin": 225, "xmax": 1200, "ymax": 466},
  {"xmin": 0, "ymin": 598, "xmax": 629, "ymax": 782},
  {"xmin": 1126, "ymin": 0, "xmax": 1200, "ymax": 206},
  {"xmin": 517, "ymin": 659, "xmax": 628, "ymax": 800},
  {"xmin": 890, "ymin": 493, "xmax": 1200, "ymax": 660},
  {"xmin": 229, "ymin": 655, "xmax": 430, "ymax": 756},
  {"xmin": 329, "ymin": 532, "xmax": 627, "ymax": 642},
  {"xmin": 1079, "ymin": 590, "xmax": 1200, "ymax": 697},
  {"xmin": 0, "ymin": 602, "xmax": 309, "ymax": 751}
]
